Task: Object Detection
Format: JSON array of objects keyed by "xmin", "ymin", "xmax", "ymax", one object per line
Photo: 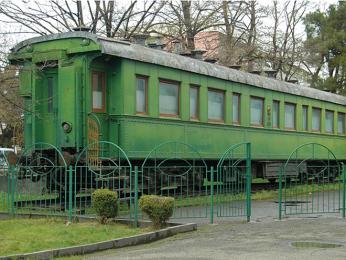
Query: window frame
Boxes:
[
  {"xmin": 207, "ymin": 88, "xmax": 225, "ymax": 123},
  {"xmin": 337, "ymin": 112, "xmax": 345, "ymax": 135},
  {"xmin": 135, "ymin": 75, "xmax": 148, "ymax": 115},
  {"xmin": 284, "ymin": 102, "xmax": 296, "ymax": 130},
  {"xmin": 232, "ymin": 93, "xmax": 241, "ymax": 125},
  {"xmin": 325, "ymin": 109, "xmax": 334, "ymax": 134},
  {"xmin": 272, "ymin": 100, "xmax": 280, "ymax": 129},
  {"xmin": 250, "ymin": 96, "xmax": 264, "ymax": 127},
  {"xmin": 92, "ymin": 71, "xmax": 106, "ymax": 113},
  {"xmin": 302, "ymin": 105, "xmax": 308, "ymax": 131},
  {"xmin": 159, "ymin": 79, "xmax": 180, "ymax": 118},
  {"xmin": 189, "ymin": 85, "xmax": 199, "ymax": 120},
  {"xmin": 312, "ymin": 107, "xmax": 322, "ymax": 132}
]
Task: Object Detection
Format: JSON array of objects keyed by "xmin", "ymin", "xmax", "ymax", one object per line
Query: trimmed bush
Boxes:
[
  {"xmin": 92, "ymin": 188, "xmax": 118, "ymax": 224},
  {"xmin": 139, "ymin": 195, "xmax": 174, "ymax": 228}
]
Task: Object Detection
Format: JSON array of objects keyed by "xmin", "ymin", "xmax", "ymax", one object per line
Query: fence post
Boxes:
[
  {"xmin": 134, "ymin": 166, "xmax": 139, "ymax": 227},
  {"xmin": 10, "ymin": 165, "xmax": 15, "ymax": 216},
  {"xmin": 342, "ymin": 163, "xmax": 345, "ymax": 219},
  {"xmin": 68, "ymin": 165, "xmax": 73, "ymax": 223},
  {"xmin": 246, "ymin": 143, "xmax": 251, "ymax": 222},
  {"xmin": 278, "ymin": 166, "xmax": 283, "ymax": 220},
  {"xmin": 210, "ymin": 166, "xmax": 214, "ymax": 224}
]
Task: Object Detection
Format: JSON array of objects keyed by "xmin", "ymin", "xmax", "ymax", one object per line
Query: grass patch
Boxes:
[{"xmin": 0, "ymin": 218, "xmax": 145, "ymax": 256}]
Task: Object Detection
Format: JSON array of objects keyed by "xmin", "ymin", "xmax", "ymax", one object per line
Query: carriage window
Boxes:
[
  {"xmin": 272, "ymin": 100, "xmax": 279, "ymax": 128},
  {"xmin": 92, "ymin": 72, "xmax": 105, "ymax": 112},
  {"xmin": 325, "ymin": 110, "xmax": 334, "ymax": 133},
  {"xmin": 208, "ymin": 89, "xmax": 224, "ymax": 121},
  {"xmin": 159, "ymin": 80, "xmax": 179, "ymax": 116},
  {"xmin": 190, "ymin": 86, "xmax": 199, "ymax": 119},
  {"xmin": 250, "ymin": 97, "xmax": 264, "ymax": 126},
  {"xmin": 338, "ymin": 112, "xmax": 345, "ymax": 134},
  {"xmin": 232, "ymin": 93, "xmax": 240, "ymax": 124},
  {"xmin": 136, "ymin": 76, "xmax": 147, "ymax": 114},
  {"xmin": 312, "ymin": 107, "xmax": 321, "ymax": 131},
  {"xmin": 285, "ymin": 103, "xmax": 296, "ymax": 129},
  {"xmin": 302, "ymin": 105, "xmax": 308, "ymax": 131},
  {"xmin": 47, "ymin": 77, "xmax": 53, "ymax": 113}
]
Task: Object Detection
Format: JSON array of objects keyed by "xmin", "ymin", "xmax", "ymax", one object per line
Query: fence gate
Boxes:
[
  {"xmin": 216, "ymin": 142, "xmax": 251, "ymax": 222},
  {"xmin": 74, "ymin": 141, "xmax": 133, "ymax": 220},
  {"xmin": 10, "ymin": 143, "xmax": 68, "ymax": 216},
  {"xmin": 279, "ymin": 143, "xmax": 345, "ymax": 219},
  {"xmin": 140, "ymin": 142, "xmax": 209, "ymax": 220}
]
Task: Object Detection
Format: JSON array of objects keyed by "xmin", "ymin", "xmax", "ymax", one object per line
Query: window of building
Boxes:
[
  {"xmin": 285, "ymin": 103, "xmax": 296, "ymax": 129},
  {"xmin": 272, "ymin": 100, "xmax": 279, "ymax": 128},
  {"xmin": 92, "ymin": 71, "xmax": 106, "ymax": 112},
  {"xmin": 136, "ymin": 76, "xmax": 148, "ymax": 114},
  {"xmin": 47, "ymin": 77, "xmax": 53, "ymax": 113},
  {"xmin": 190, "ymin": 86, "xmax": 199, "ymax": 119},
  {"xmin": 208, "ymin": 89, "xmax": 224, "ymax": 121},
  {"xmin": 338, "ymin": 112, "xmax": 345, "ymax": 134},
  {"xmin": 250, "ymin": 97, "xmax": 264, "ymax": 126},
  {"xmin": 232, "ymin": 93, "xmax": 240, "ymax": 124},
  {"xmin": 325, "ymin": 110, "xmax": 334, "ymax": 133},
  {"xmin": 159, "ymin": 80, "xmax": 179, "ymax": 116},
  {"xmin": 302, "ymin": 105, "xmax": 308, "ymax": 131},
  {"xmin": 312, "ymin": 107, "xmax": 321, "ymax": 131}
]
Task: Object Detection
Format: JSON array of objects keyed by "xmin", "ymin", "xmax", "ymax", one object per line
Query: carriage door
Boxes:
[{"xmin": 36, "ymin": 69, "xmax": 58, "ymax": 145}]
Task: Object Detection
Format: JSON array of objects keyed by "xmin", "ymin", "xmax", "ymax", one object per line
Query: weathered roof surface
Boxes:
[{"xmin": 11, "ymin": 31, "xmax": 346, "ymax": 106}]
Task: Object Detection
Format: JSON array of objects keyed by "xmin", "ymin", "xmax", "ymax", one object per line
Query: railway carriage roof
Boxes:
[{"xmin": 11, "ymin": 31, "xmax": 346, "ymax": 106}]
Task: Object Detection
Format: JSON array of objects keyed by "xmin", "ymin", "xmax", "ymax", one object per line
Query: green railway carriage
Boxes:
[{"xmin": 9, "ymin": 32, "xmax": 346, "ymax": 180}]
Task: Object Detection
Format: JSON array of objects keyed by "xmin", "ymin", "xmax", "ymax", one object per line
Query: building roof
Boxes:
[{"xmin": 11, "ymin": 31, "xmax": 346, "ymax": 106}]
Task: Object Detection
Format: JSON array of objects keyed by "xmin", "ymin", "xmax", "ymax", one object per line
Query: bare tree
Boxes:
[
  {"xmin": 263, "ymin": 0, "xmax": 309, "ymax": 81},
  {"xmin": 0, "ymin": 0, "xmax": 164, "ymax": 38},
  {"xmin": 156, "ymin": 0, "xmax": 222, "ymax": 52}
]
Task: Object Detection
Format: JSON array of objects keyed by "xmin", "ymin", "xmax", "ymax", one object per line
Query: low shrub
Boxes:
[
  {"xmin": 139, "ymin": 195, "xmax": 174, "ymax": 228},
  {"xmin": 92, "ymin": 188, "xmax": 118, "ymax": 224}
]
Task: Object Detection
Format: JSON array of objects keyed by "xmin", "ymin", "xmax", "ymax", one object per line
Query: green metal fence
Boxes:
[
  {"xmin": 216, "ymin": 142, "xmax": 251, "ymax": 222},
  {"xmin": 140, "ymin": 142, "xmax": 209, "ymax": 220},
  {"xmin": 9, "ymin": 143, "xmax": 69, "ymax": 217},
  {"xmin": 73, "ymin": 141, "xmax": 134, "ymax": 221},
  {"xmin": 279, "ymin": 143, "xmax": 345, "ymax": 219}
]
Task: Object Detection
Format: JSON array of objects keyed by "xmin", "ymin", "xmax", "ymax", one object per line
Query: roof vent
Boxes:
[
  {"xmin": 147, "ymin": 43, "xmax": 165, "ymax": 50},
  {"xmin": 72, "ymin": 26, "xmax": 90, "ymax": 32},
  {"xmin": 264, "ymin": 69, "xmax": 277, "ymax": 78},
  {"xmin": 287, "ymin": 79, "xmax": 299, "ymax": 84},
  {"xmin": 250, "ymin": 70, "xmax": 261, "ymax": 75},
  {"xmin": 191, "ymin": 49, "xmax": 206, "ymax": 60},
  {"xmin": 132, "ymin": 33, "xmax": 148, "ymax": 46},
  {"xmin": 180, "ymin": 51, "xmax": 192, "ymax": 58},
  {"xmin": 172, "ymin": 40, "xmax": 183, "ymax": 54},
  {"xmin": 204, "ymin": 57, "xmax": 217, "ymax": 64},
  {"xmin": 229, "ymin": 65, "xmax": 241, "ymax": 70}
]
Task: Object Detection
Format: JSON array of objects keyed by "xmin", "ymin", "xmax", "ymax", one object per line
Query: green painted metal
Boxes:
[
  {"xmin": 279, "ymin": 143, "xmax": 343, "ymax": 218},
  {"xmin": 8, "ymin": 33, "xmax": 346, "ymax": 166},
  {"xmin": 210, "ymin": 166, "xmax": 214, "ymax": 224},
  {"xmin": 73, "ymin": 141, "xmax": 133, "ymax": 219},
  {"xmin": 342, "ymin": 163, "xmax": 346, "ymax": 218},
  {"xmin": 216, "ymin": 142, "xmax": 251, "ymax": 220},
  {"xmin": 134, "ymin": 166, "xmax": 139, "ymax": 227},
  {"xmin": 140, "ymin": 141, "xmax": 209, "ymax": 219}
]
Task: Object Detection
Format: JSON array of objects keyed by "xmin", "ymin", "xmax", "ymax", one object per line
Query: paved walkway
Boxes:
[
  {"xmin": 65, "ymin": 192, "xmax": 346, "ymax": 260},
  {"xmin": 81, "ymin": 217, "xmax": 346, "ymax": 260}
]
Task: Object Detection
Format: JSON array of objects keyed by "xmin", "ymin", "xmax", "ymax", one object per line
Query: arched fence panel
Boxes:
[
  {"xmin": 74, "ymin": 141, "xmax": 133, "ymax": 219},
  {"xmin": 9, "ymin": 143, "xmax": 68, "ymax": 216},
  {"xmin": 140, "ymin": 142, "xmax": 209, "ymax": 219},
  {"xmin": 279, "ymin": 143, "xmax": 345, "ymax": 219},
  {"xmin": 216, "ymin": 142, "xmax": 251, "ymax": 222}
]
